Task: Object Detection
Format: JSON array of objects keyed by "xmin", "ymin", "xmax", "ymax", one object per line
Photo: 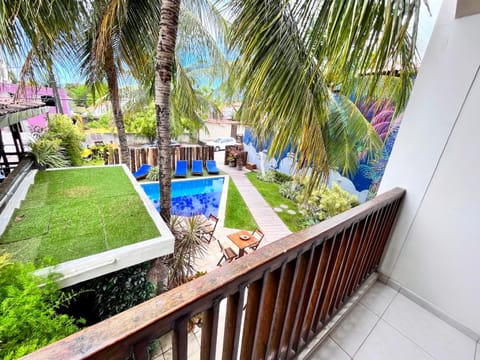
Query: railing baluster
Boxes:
[
  {"xmin": 266, "ymin": 263, "xmax": 292, "ymax": 358},
  {"xmin": 277, "ymin": 254, "xmax": 309, "ymax": 359},
  {"xmin": 201, "ymin": 301, "xmax": 219, "ymax": 360},
  {"xmin": 223, "ymin": 288, "xmax": 245, "ymax": 359},
  {"xmin": 172, "ymin": 316, "xmax": 189, "ymax": 360},
  {"xmin": 132, "ymin": 340, "xmax": 149, "ymax": 360},
  {"xmin": 289, "ymin": 244, "xmax": 319, "ymax": 353},
  {"xmin": 252, "ymin": 270, "xmax": 280, "ymax": 359},
  {"xmin": 240, "ymin": 279, "xmax": 263, "ymax": 360},
  {"xmin": 364, "ymin": 205, "xmax": 391, "ymax": 276}
]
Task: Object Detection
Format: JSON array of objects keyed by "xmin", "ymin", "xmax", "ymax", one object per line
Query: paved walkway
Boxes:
[{"xmin": 215, "ymin": 152, "xmax": 292, "ymax": 246}]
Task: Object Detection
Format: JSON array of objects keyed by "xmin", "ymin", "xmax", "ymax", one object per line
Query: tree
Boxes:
[
  {"xmin": 155, "ymin": 0, "xmax": 181, "ymax": 222},
  {"xmin": 229, "ymin": 0, "xmax": 420, "ymax": 192}
]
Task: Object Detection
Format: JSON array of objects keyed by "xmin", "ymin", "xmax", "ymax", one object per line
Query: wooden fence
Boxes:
[
  {"xmin": 106, "ymin": 145, "xmax": 215, "ymax": 172},
  {"xmin": 25, "ymin": 188, "xmax": 405, "ymax": 360}
]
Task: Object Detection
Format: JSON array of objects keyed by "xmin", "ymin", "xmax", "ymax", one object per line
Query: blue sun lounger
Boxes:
[
  {"xmin": 133, "ymin": 164, "xmax": 151, "ymax": 180},
  {"xmin": 191, "ymin": 160, "xmax": 203, "ymax": 176},
  {"xmin": 174, "ymin": 160, "xmax": 188, "ymax": 178},
  {"xmin": 206, "ymin": 160, "xmax": 219, "ymax": 174}
]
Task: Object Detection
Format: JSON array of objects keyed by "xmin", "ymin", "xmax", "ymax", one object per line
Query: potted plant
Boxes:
[
  {"xmin": 237, "ymin": 158, "xmax": 243, "ymax": 170},
  {"xmin": 227, "ymin": 155, "xmax": 236, "ymax": 167}
]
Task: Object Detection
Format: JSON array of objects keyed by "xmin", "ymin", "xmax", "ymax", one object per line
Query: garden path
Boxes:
[{"xmin": 214, "ymin": 152, "xmax": 292, "ymax": 246}]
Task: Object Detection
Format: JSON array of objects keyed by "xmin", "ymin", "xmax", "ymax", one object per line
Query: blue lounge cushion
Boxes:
[
  {"xmin": 192, "ymin": 160, "xmax": 203, "ymax": 175},
  {"xmin": 174, "ymin": 160, "xmax": 188, "ymax": 177},
  {"xmin": 206, "ymin": 160, "xmax": 219, "ymax": 174},
  {"xmin": 133, "ymin": 164, "xmax": 152, "ymax": 180}
]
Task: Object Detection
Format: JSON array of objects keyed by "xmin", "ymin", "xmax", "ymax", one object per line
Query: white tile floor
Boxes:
[{"xmin": 311, "ymin": 282, "xmax": 478, "ymax": 360}]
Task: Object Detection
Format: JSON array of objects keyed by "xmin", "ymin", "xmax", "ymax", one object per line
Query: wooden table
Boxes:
[{"xmin": 227, "ymin": 230, "xmax": 257, "ymax": 257}]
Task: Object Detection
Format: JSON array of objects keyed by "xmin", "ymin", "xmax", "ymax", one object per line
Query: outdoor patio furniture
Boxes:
[
  {"xmin": 174, "ymin": 160, "xmax": 188, "ymax": 177},
  {"xmin": 191, "ymin": 160, "xmax": 204, "ymax": 176},
  {"xmin": 227, "ymin": 229, "xmax": 259, "ymax": 257},
  {"xmin": 217, "ymin": 239, "xmax": 238, "ymax": 266},
  {"xmin": 206, "ymin": 160, "xmax": 219, "ymax": 174},
  {"xmin": 133, "ymin": 164, "xmax": 151, "ymax": 180},
  {"xmin": 245, "ymin": 228, "xmax": 265, "ymax": 254},
  {"xmin": 200, "ymin": 214, "xmax": 218, "ymax": 243}
]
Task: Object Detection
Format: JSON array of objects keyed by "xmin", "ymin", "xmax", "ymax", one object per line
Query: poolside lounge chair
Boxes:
[
  {"xmin": 191, "ymin": 160, "xmax": 204, "ymax": 176},
  {"xmin": 133, "ymin": 164, "xmax": 152, "ymax": 180},
  {"xmin": 174, "ymin": 160, "xmax": 188, "ymax": 178},
  {"xmin": 206, "ymin": 160, "xmax": 219, "ymax": 174}
]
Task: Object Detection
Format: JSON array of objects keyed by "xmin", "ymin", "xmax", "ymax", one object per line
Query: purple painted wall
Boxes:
[{"xmin": 0, "ymin": 82, "xmax": 71, "ymax": 129}]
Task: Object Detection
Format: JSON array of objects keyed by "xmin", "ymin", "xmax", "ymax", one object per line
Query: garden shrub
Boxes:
[
  {"xmin": 30, "ymin": 138, "xmax": 69, "ymax": 169},
  {"xmin": 44, "ymin": 114, "xmax": 85, "ymax": 166},
  {"xmin": 0, "ymin": 252, "xmax": 82, "ymax": 359},
  {"xmin": 146, "ymin": 166, "xmax": 159, "ymax": 181},
  {"xmin": 255, "ymin": 169, "xmax": 276, "ymax": 183},
  {"xmin": 66, "ymin": 261, "xmax": 156, "ymax": 322},
  {"xmin": 273, "ymin": 171, "xmax": 292, "ymax": 184},
  {"xmin": 279, "ymin": 180, "xmax": 304, "ymax": 200},
  {"xmin": 298, "ymin": 182, "xmax": 359, "ymax": 225}
]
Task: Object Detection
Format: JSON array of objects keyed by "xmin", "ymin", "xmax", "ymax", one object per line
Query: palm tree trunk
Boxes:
[
  {"xmin": 105, "ymin": 41, "xmax": 130, "ymax": 167},
  {"xmin": 48, "ymin": 68, "xmax": 64, "ymax": 114},
  {"xmin": 155, "ymin": 0, "xmax": 181, "ymax": 222}
]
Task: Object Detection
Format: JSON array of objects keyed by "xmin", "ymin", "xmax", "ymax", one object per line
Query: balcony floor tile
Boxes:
[
  {"xmin": 383, "ymin": 293, "xmax": 476, "ymax": 360},
  {"xmin": 331, "ymin": 303, "xmax": 379, "ymax": 356},
  {"xmin": 355, "ymin": 319, "xmax": 434, "ymax": 360},
  {"xmin": 359, "ymin": 281, "xmax": 398, "ymax": 316},
  {"xmin": 309, "ymin": 337, "xmax": 351, "ymax": 360}
]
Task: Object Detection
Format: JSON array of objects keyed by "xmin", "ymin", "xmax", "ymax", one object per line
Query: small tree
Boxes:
[{"xmin": 44, "ymin": 114, "xmax": 85, "ymax": 166}]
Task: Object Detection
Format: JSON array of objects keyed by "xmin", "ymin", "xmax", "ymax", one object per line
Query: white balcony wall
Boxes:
[{"xmin": 379, "ymin": 0, "xmax": 480, "ymax": 336}]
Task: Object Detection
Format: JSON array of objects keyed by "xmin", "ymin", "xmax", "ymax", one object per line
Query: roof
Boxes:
[{"xmin": 0, "ymin": 97, "xmax": 49, "ymax": 128}]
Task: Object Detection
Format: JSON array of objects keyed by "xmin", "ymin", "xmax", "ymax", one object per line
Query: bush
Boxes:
[
  {"xmin": 146, "ymin": 166, "xmax": 159, "ymax": 181},
  {"xmin": 279, "ymin": 180, "xmax": 304, "ymax": 200},
  {"xmin": 298, "ymin": 182, "xmax": 359, "ymax": 225},
  {"xmin": 66, "ymin": 262, "xmax": 156, "ymax": 322},
  {"xmin": 30, "ymin": 138, "xmax": 69, "ymax": 169},
  {"xmin": 273, "ymin": 171, "xmax": 292, "ymax": 184},
  {"xmin": 255, "ymin": 169, "xmax": 276, "ymax": 183},
  {"xmin": 0, "ymin": 252, "xmax": 82, "ymax": 359},
  {"xmin": 44, "ymin": 114, "xmax": 85, "ymax": 166}
]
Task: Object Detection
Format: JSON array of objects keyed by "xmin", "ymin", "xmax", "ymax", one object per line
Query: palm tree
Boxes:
[
  {"xmin": 229, "ymin": 0, "xmax": 420, "ymax": 192},
  {"xmin": 80, "ymin": 1, "xmax": 165, "ymax": 168}
]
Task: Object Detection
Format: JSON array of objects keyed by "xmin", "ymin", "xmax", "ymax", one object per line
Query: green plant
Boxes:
[
  {"xmin": 0, "ymin": 252, "xmax": 83, "ymax": 359},
  {"xmin": 273, "ymin": 171, "xmax": 292, "ymax": 184},
  {"xmin": 279, "ymin": 180, "xmax": 304, "ymax": 200},
  {"xmin": 44, "ymin": 114, "xmax": 85, "ymax": 166},
  {"xmin": 227, "ymin": 155, "xmax": 235, "ymax": 163},
  {"xmin": 298, "ymin": 182, "xmax": 359, "ymax": 225},
  {"xmin": 67, "ymin": 261, "xmax": 156, "ymax": 321},
  {"xmin": 167, "ymin": 215, "xmax": 208, "ymax": 289},
  {"xmin": 255, "ymin": 169, "xmax": 276, "ymax": 183},
  {"xmin": 146, "ymin": 166, "xmax": 159, "ymax": 181},
  {"xmin": 29, "ymin": 138, "xmax": 69, "ymax": 169}
]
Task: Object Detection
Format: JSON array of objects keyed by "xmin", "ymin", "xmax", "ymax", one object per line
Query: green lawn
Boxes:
[
  {"xmin": 225, "ymin": 178, "xmax": 258, "ymax": 231},
  {"xmin": 245, "ymin": 172, "xmax": 303, "ymax": 232},
  {"xmin": 0, "ymin": 167, "xmax": 160, "ymax": 267}
]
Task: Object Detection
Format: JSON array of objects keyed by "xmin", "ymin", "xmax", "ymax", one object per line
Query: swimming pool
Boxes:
[{"xmin": 141, "ymin": 177, "xmax": 225, "ymax": 217}]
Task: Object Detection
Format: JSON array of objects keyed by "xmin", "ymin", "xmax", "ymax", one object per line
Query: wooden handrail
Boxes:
[{"xmin": 23, "ymin": 188, "xmax": 405, "ymax": 360}]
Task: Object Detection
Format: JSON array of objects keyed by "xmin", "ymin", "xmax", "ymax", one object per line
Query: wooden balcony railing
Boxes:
[{"xmin": 24, "ymin": 188, "xmax": 405, "ymax": 360}]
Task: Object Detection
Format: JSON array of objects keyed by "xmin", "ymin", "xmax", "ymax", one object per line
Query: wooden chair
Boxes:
[
  {"xmin": 217, "ymin": 239, "xmax": 238, "ymax": 266},
  {"xmin": 201, "ymin": 214, "xmax": 218, "ymax": 243},
  {"xmin": 245, "ymin": 228, "xmax": 265, "ymax": 253}
]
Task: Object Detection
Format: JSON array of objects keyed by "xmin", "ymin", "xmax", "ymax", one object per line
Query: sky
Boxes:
[{"xmin": 2, "ymin": 0, "xmax": 444, "ymax": 87}]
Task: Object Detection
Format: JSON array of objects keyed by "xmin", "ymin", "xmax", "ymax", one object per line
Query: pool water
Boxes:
[{"xmin": 141, "ymin": 177, "xmax": 225, "ymax": 217}]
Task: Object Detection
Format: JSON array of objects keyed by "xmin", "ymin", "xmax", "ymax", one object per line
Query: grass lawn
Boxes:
[
  {"xmin": 0, "ymin": 167, "xmax": 160, "ymax": 267},
  {"xmin": 245, "ymin": 172, "xmax": 303, "ymax": 232},
  {"xmin": 225, "ymin": 178, "xmax": 258, "ymax": 231}
]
